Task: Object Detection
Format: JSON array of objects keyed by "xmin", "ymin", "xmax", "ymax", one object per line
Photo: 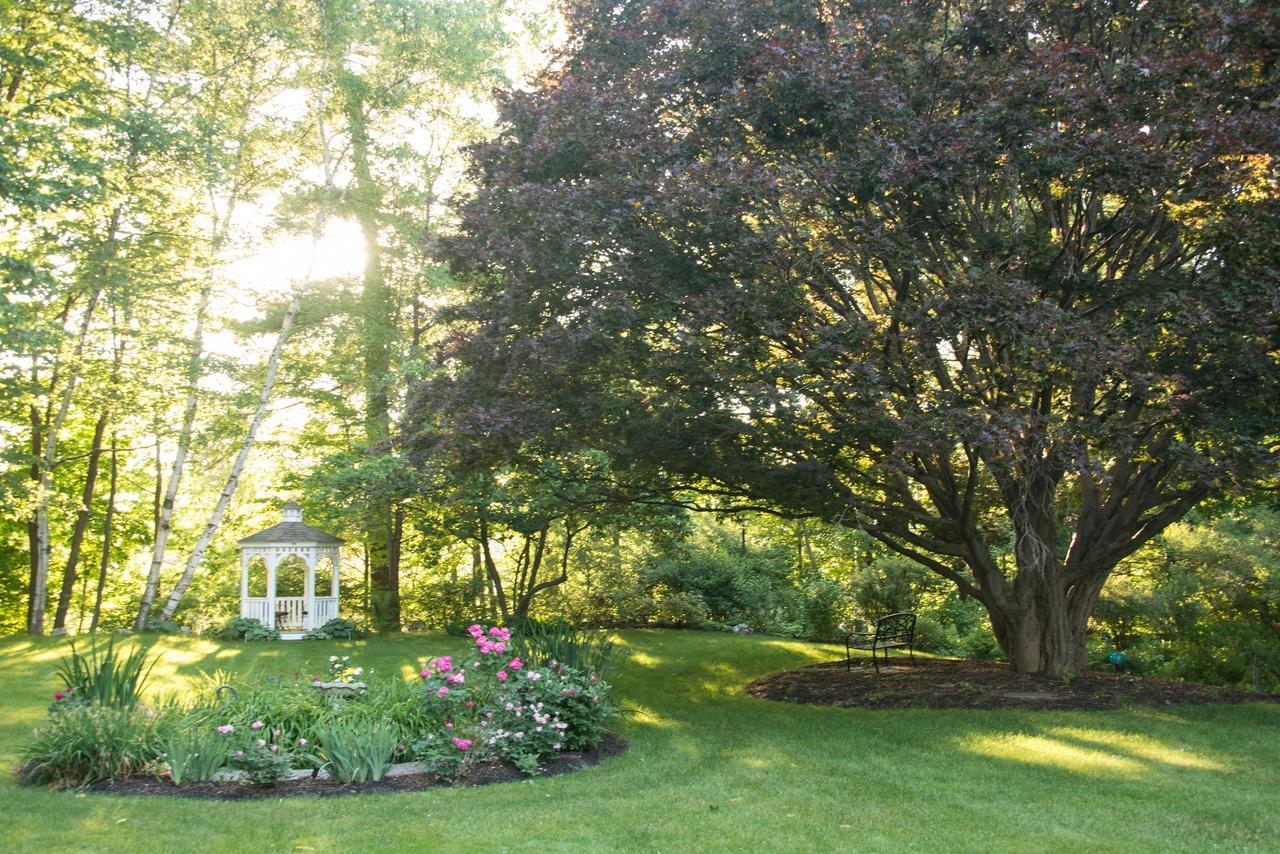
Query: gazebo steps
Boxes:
[{"xmin": 279, "ymin": 631, "xmax": 306, "ymax": 641}]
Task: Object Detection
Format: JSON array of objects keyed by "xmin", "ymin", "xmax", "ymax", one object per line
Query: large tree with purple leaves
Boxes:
[{"xmin": 436, "ymin": 0, "xmax": 1280, "ymax": 675}]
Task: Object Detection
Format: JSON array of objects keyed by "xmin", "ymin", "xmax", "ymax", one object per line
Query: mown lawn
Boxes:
[{"xmin": 0, "ymin": 630, "xmax": 1277, "ymax": 852}]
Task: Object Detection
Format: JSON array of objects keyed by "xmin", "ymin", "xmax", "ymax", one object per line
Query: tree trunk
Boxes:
[
  {"xmin": 136, "ymin": 282, "xmax": 213, "ymax": 629},
  {"xmin": 90, "ymin": 433, "xmax": 118, "ymax": 633},
  {"xmin": 158, "ymin": 288, "xmax": 304, "ymax": 620},
  {"xmin": 26, "ymin": 404, "xmax": 43, "ymax": 635},
  {"xmin": 28, "ymin": 283, "xmax": 106, "ymax": 635},
  {"xmin": 53, "ymin": 412, "xmax": 108, "ymax": 631},
  {"xmin": 982, "ymin": 552, "xmax": 1106, "ymax": 678},
  {"xmin": 342, "ymin": 75, "xmax": 400, "ymax": 632},
  {"xmin": 478, "ymin": 518, "xmax": 510, "ymax": 621}
]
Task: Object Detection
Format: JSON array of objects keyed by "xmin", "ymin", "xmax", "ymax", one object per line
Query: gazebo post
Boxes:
[
  {"xmin": 303, "ymin": 551, "xmax": 315, "ymax": 631},
  {"xmin": 267, "ymin": 554, "xmax": 278, "ymax": 631},
  {"xmin": 330, "ymin": 547, "xmax": 339, "ymax": 598},
  {"xmin": 239, "ymin": 551, "xmax": 249, "ymax": 613}
]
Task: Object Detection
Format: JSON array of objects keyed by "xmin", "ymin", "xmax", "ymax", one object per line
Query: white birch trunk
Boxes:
[
  {"xmin": 156, "ymin": 100, "xmax": 337, "ymax": 620},
  {"xmin": 157, "ymin": 288, "xmax": 302, "ymax": 619},
  {"xmin": 134, "ymin": 281, "xmax": 212, "ymax": 629}
]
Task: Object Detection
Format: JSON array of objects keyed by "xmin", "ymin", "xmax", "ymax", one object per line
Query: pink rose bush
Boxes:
[{"xmin": 413, "ymin": 625, "xmax": 613, "ymax": 777}]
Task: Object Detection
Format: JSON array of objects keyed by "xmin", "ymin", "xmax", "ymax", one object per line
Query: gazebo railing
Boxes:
[
  {"xmin": 313, "ymin": 597, "xmax": 338, "ymax": 625},
  {"xmin": 241, "ymin": 596, "xmax": 339, "ymax": 630},
  {"xmin": 242, "ymin": 597, "xmax": 273, "ymax": 626},
  {"xmin": 275, "ymin": 597, "xmax": 307, "ymax": 630}
]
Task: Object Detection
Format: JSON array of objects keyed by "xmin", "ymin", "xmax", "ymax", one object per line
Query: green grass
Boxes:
[{"xmin": 0, "ymin": 631, "xmax": 1277, "ymax": 852}]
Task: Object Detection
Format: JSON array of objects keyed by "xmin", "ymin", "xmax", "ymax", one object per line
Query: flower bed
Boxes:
[{"xmin": 19, "ymin": 626, "xmax": 617, "ymax": 793}]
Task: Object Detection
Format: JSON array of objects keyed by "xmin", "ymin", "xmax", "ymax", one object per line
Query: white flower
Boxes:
[{"xmin": 329, "ymin": 655, "xmax": 338, "ymax": 661}]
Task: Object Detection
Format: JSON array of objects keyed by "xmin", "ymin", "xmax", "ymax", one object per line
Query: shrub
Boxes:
[
  {"xmin": 650, "ymin": 589, "xmax": 709, "ymax": 626},
  {"xmin": 303, "ymin": 618, "xmax": 362, "ymax": 640},
  {"xmin": 220, "ymin": 617, "xmax": 279, "ymax": 641},
  {"xmin": 416, "ymin": 624, "xmax": 615, "ymax": 776},
  {"xmin": 226, "ymin": 725, "xmax": 294, "ymax": 787},
  {"xmin": 316, "ymin": 722, "xmax": 400, "ymax": 782},
  {"xmin": 21, "ymin": 705, "xmax": 169, "ymax": 786},
  {"xmin": 495, "ymin": 662, "xmax": 612, "ymax": 753},
  {"xmin": 793, "ymin": 576, "xmax": 845, "ymax": 641},
  {"xmin": 141, "ymin": 616, "xmax": 182, "ymax": 634},
  {"xmin": 55, "ymin": 637, "xmax": 157, "ymax": 709}
]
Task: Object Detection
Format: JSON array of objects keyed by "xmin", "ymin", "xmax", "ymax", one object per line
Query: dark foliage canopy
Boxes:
[{"xmin": 433, "ymin": 0, "xmax": 1280, "ymax": 673}]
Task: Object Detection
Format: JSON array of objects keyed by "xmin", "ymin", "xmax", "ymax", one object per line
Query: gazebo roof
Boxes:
[{"xmin": 238, "ymin": 502, "xmax": 344, "ymax": 546}]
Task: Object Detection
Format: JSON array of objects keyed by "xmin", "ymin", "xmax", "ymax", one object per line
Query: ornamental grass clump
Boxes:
[
  {"xmin": 315, "ymin": 722, "xmax": 400, "ymax": 782},
  {"xmin": 20, "ymin": 705, "xmax": 173, "ymax": 786},
  {"xmin": 55, "ymin": 636, "xmax": 157, "ymax": 709},
  {"xmin": 163, "ymin": 728, "xmax": 230, "ymax": 784},
  {"xmin": 509, "ymin": 617, "xmax": 619, "ymax": 681}
]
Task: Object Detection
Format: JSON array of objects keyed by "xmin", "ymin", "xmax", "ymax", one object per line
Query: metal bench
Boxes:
[{"xmin": 845, "ymin": 612, "xmax": 917, "ymax": 673}]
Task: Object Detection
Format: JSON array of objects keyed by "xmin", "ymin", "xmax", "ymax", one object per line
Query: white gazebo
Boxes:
[{"xmin": 238, "ymin": 502, "xmax": 343, "ymax": 640}]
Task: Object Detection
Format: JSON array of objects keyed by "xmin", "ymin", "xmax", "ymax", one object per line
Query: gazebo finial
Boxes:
[{"xmin": 282, "ymin": 500, "xmax": 302, "ymax": 522}]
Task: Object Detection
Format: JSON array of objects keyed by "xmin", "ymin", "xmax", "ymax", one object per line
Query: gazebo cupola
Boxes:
[{"xmin": 237, "ymin": 502, "xmax": 344, "ymax": 640}]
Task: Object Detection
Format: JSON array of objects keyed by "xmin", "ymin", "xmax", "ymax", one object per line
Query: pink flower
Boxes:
[
  {"xmin": 257, "ymin": 739, "xmax": 266, "ymax": 748},
  {"xmin": 53, "ymin": 692, "xmax": 63, "ymax": 701},
  {"xmin": 420, "ymin": 668, "xmax": 431, "ymax": 679},
  {"xmin": 467, "ymin": 624, "xmax": 484, "ymax": 638},
  {"xmin": 488, "ymin": 626, "xmax": 511, "ymax": 642},
  {"xmin": 435, "ymin": 656, "xmax": 453, "ymax": 673},
  {"xmin": 236, "ymin": 750, "xmax": 244, "ymax": 758},
  {"xmin": 269, "ymin": 745, "xmax": 278, "ymax": 753},
  {"xmin": 217, "ymin": 725, "xmax": 234, "ymax": 734},
  {"xmin": 298, "ymin": 738, "xmax": 308, "ymax": 747},
  {"xmin": 445, "ymin": 722, "xmax": 454, "ymax": 730},
  {"xmin": 451, "ymin": 738, "xmax": 472, "ymax": 751},
  {"xmin": 465, "ymin": 700, "xmax": 476, "ymax": 708},
  {"xmin": 251, "ymin": 721, "xmax": 264, "ymax": 730},
  {"xmin": 496, "ymin": 671, "xmax": 508, "ymax": 682},
  {"xmin": 437, "ymin": 686, "xmax": 449, "ymax": 697},
  {"xmin": 508, "ymin": 657, "xmax": 523, "ymax": 670},
  {"xmin": 273, "ymin": 729, "xmax": 281, "ymax": 738},
  {"xmin": 446, "ymin": 672, "xmax": 465, "ymax": 685}
]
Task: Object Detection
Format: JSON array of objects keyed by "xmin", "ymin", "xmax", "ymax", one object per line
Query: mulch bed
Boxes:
[
  {"xmin": 81, "ymin": 733, "xmax": 627, "ymax": 800},
  {"xmin": 747, "ymin": 658, "xmax": 1280, "ymax": 711}
]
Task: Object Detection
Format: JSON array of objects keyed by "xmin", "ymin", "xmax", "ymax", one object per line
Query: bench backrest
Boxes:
[{"xmin": 875, "ymin": 612, "xmax": 916, "ymax": 642}]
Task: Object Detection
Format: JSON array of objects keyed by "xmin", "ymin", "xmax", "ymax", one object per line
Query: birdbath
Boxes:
[
  {"xmin": 310, "ymin": 680, "xmax": 366, "ymax": 697},
  {"xmin": 311, "ymin": 655, "xmax": 365, "ymax": 696}
]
